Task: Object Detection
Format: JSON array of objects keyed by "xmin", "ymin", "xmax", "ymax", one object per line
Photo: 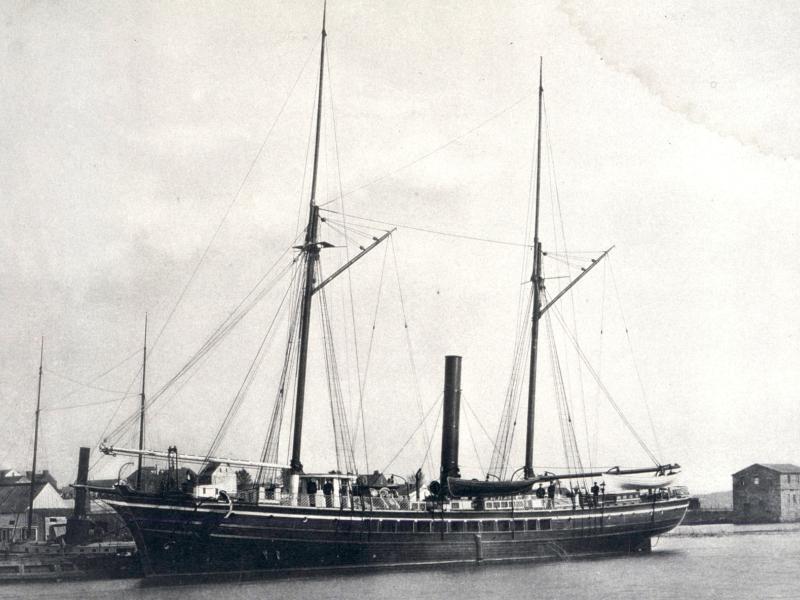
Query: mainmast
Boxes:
[
  {"xmin": 524, "ymin": 59, "xmax": 544, "ymax": 479},
  {"xmin": 136, "ymin": 314, "xmax": 148, "ymax": 489},
  {"xmin": 290, "ymin": 3, "xmax": 327, "ymax": 474},
  {"xmin": 27, "ymin": 337, "xmax": 43, "ymax": 537}
]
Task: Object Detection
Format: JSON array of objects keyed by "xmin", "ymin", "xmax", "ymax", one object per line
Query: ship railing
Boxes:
[
  {"xmin": 668, "ymin": 486, "xmax": 690, "ymax": 498},
  {"xmin": 246, "ymin": 489, "xmax": 685, "ymax": 511},
  {"xmin": 255, "ymin": 491, "xmax": 426, "ymax": 511}
]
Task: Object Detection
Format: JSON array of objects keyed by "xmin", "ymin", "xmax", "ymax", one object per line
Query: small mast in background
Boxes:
[
  {"xmin": 136, "ymin": 314, "xmax": 148, "ymax": 490},
  {"xmin": 27, "ymin": 337, "xmax": 44, "ymax": 537}
]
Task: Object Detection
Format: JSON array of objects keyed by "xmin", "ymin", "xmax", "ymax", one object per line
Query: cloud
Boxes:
[{"xmin": 558, "ymin": 0, "xmax": 800, "ymax": 159}]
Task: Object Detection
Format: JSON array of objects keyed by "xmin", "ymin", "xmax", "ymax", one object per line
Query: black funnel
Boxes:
[{"xmin": 439, "ymin": 355, "xmax": 462, "ymax": 495}]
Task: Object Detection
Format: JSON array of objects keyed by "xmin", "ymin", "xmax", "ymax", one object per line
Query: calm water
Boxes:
[{"xmin": 2, "ymin": 526, "xmax": 798, "ymax": 600}]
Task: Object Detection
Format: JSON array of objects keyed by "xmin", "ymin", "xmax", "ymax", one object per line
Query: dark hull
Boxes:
[{"xmin": 101, "ymin": 490, "xmax": 688, "ymax": 579}]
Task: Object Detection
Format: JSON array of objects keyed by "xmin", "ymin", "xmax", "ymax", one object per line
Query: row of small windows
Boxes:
[
  {"xmin": 369, "ymin": 518, "xmax": 553, "ymax": 534},
  {"xmin": 357, "ymin": 515, "xmax": 629, "ymax": 534},
  {"xmin": 321, "ymin": 511, "xmax": 648, "ymax": 535}
]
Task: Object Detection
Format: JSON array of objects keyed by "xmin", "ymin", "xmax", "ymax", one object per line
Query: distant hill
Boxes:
[{"xmin": 694, "ymin": 490, "xmax": 732, "ymax": 510}]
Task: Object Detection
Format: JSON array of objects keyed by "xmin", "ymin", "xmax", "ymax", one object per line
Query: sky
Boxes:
[{"xmin": 2, "ymin": 1, "xmax": 799, "ymax": 494}]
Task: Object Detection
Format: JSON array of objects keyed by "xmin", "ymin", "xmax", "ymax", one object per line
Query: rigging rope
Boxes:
[
  {"xmin": 543, "ymin": 99, "xmax": 591, "ymax": 479},
  {"xmin": 325, "ymin": 51, "xmax": 375, "ymax": 478},
  {"xmin": 550, "ymin": 306, "xmax": 660, "ymax": 465},
  {"xmin": 487, "ymin": 290, "xmax": 533, "ymax": 479},
  {"xmin": 461, "ymin": 399, "xmax": 485, "ymax": 477},
  {"xmin": 103, "ymin": 242, "xmax": 299, "ymax": 446},
  {"xmin": 321, "ymin": 210, "xmax": 533, "ymax": 248},
  {"xmin": 591, "ymin": 260, "xmax": 608, "ymax": 467},
  {"xmin": 90, "ymin": 364, "xmax": 147, "ymax": 473},
  {"xmin": 318, "ymin": 92, "xmax": 534, "ymax": 206},
  {"xmin": 381, "ymin": 393, "xmax": 443, "ymax": 476},
  {"xmin": 462, "ymin": 397, "xmax": 501, "ymax": 448},
  {"xmin": 43, "ymin": 368, "xmax": 130, "ymax": 395},
  {"xmin": 202, "ymin": 262, "xmax": 301, "ymax": 464},
  {"xmin": 485, "ymin": 82, "xmax": 541, "ymax": 480},
  {"xmin": 348, "ymin": 241, "xmax": 391, "ymax": 472},
  {"xmin": 258, "ymin": 260, "xmax": 304, "ymax": 484},
  {"xmin": 317, "ymin": 264, "xmax": 358, "ymax": 474},
  {"xmin": 389, "ymin": 237, "xmax": 437, "ymax": 477},
  {"xmin": 48, "ymin": 347, "xmax": 141, "ymax": 408},
  {"xmin": 112, "ymin": 259, "xmax": 295, "ymax": 443},
  {"xmin": 321, "ymin": 217, "xmax": 386, "ymax": 242},
  {"xmin": 43, "ymin": 397, "xmax": 136, "ymax": 413},
  {"xmin": 543, "ymin": 305, "xmax": 585, "ymax": 478},
  {"xmin": 274, "ymin": 36, "xmax": 323, "ymax": 236},
  {"xmin": 609, "ymin": 259, "xmax": 663, "ymax": 458},
  {"xmin": 149, "ymin": 40, "xmax": 319, "ymax": 373}
]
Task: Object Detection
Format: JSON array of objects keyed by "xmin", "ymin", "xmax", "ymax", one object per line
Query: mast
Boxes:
[
  {"xmin": 524, "ymin": 59, "xmax": 544, "ymax": 479},
  {"xmin": 27, "ymin": 337, "xmax": 43, "ymax": 538},
  {"xmin": 136, "ymin": 314, "xmax": 148, "ymax": 489},
  {"xmin": 290, "ymin": 2, "xmax": 327, "ymax": 474}
]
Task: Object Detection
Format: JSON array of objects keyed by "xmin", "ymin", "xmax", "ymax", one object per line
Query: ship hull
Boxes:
[{"xmin": 102, "ymin": 491, "xmax": 688, "ymax": 579}]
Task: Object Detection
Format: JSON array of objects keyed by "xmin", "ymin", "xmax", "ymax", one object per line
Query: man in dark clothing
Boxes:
[
  {"xmin": 307, "ymin": 479, "xmax": 318, "ymax": 506},
  {"xmin": 546, "ymin": 481, "xmax": 556, "ymax": 508},
  {"xmin": 536, "ymin": 483, "xmax": 546, "ymax": 499},
  {"xmin": 322, "ymin": 480, "xmax": 334, "ymax": 507},
  {"xmin": 591, "ymin": 481, "xmax": 600, "ymax": 506}
]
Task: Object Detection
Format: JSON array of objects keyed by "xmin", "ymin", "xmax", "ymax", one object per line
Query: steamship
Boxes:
[{"xmin": 92, "ymin": 6, "xmax": 689, "ymax": 579}]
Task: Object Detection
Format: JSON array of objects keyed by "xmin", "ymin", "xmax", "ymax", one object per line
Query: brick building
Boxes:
[{"xmin": 732, "ymin": 463, "xmax": 800, "ymax": 523}]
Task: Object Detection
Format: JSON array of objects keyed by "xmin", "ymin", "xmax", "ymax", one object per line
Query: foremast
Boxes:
[
  {"xmin": 289, "ymin": 3, "xmax": 327, "ymax": 475},
  {"xmin": 98, "ymin": 3, "xmax": 390, "ymax": 482},
  {"xmin": 523, "ymin": 60, "xmax": 544, "ymax": 480}
]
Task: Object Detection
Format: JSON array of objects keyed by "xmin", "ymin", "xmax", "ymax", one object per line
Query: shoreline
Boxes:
[{"xmin": 665, "ymin": 522, "xmax": 800, "ymax": 538}]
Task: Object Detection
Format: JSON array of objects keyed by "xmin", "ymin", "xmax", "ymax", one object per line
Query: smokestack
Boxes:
[
  {"xmin": 439, "ymin": 355, "xmax": 462, "ymax": 496},
  {"xmin": 66, "ymin": 446, "xmax": 92, "ymax": 545},
  {"xmin": 74, "ymin": 447, "xmax": 90, "ymax": 519}
]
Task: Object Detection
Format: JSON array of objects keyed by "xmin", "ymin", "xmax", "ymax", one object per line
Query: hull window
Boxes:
[
  {"xmin": 381, "ymin": 520, "xmax": 397, "ymax": 533},
  {"xmin": 397, "ymin": 520, "xmax": 414, "ymax": 533}
]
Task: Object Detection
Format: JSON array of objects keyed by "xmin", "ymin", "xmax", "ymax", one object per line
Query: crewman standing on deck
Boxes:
[{"xmin": 591, "ymin": 481, "xmax": 600, "ymax": 506}]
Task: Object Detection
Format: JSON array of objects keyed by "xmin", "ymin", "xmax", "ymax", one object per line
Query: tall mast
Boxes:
[
  {"xmin": 524, "ymin": 59, "xmax": 544, "ymax": 479},
  {"xmin": 27, "ymin": 337, "xmax": 43, "ymax": 537},
  {"xmin": 136, "ymin": 314, "xmax": 148, "ymax": 489},
  {"xmin": 290, "ymin": 2, "xmax": 327, "ymax": 474}
]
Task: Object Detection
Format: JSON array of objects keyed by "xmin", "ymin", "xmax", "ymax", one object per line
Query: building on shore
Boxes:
[
  {"xmin": 732, "ymin": 463, "xmax": 800, "ymax": 523},
  {"xmin": 196, "ymin": 462, "xmax": 234, "ymax": 498},
  {"xmin": 124, "ymin": 465, "xmax": 196, "ymax": 495},
  {"xmin": 0, "ymin": 481, "xmax": 69, "ymax": 542}
]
